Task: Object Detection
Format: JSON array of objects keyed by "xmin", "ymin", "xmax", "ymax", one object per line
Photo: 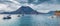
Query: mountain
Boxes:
[
  {"xmin": 1, "ymin": 6, "xmax": 55, "ymax": 14},
  {"xmin": 41, "ymin": 11, "xmax": 55, "ymax": 15},
  {"xmin": 1, "ymin": 6, "xmax": 40, "ymax": 14},
  {"xmin": 47, "ymin": 11, "xmax": 55, "ymax": 14},
  {"xmin": 47, "ymin": 11, "xmax": 55, "ymax": 15}
]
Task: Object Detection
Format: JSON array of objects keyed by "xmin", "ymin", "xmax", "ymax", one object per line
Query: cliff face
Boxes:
[{"xmin": 1, "ymin": 6, "xmax": 39, "ymax": 14}]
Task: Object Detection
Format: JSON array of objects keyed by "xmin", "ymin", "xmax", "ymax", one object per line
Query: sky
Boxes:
[{"xmin": 0, "ymin": 0, "xmax": 60, "ymax": 13}]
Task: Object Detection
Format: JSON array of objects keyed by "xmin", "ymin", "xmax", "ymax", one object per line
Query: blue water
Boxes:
[{"xmin": 0, "ymin": 14, "xmax": 60, "ymax": 26}]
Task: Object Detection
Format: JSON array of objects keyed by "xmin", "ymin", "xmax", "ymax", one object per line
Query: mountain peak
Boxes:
[{"xmin": 15, "ymin": 6, "xmax": 39, "ymax": 14}]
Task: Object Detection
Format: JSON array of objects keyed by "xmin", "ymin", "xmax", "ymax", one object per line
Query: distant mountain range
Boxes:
[
  {"xmin": 1, "ymin": 6, "xmax": 40, "ymax": 14},
  {"xmin": 1, "ymin": 6, "xmax": 55, "ymax": 14}
]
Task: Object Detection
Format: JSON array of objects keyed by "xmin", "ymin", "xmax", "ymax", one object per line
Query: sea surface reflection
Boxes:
[{"xmin": 0, "ymin": 14, "xmax": 59, "ymax": 26}]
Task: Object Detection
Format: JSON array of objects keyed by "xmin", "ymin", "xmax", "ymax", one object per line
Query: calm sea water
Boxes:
[{"xmin": 0, "ymin": 14, "xmax": 60, "ymax": 26}]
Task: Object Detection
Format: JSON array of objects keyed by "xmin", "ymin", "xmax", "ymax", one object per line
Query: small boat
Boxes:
[
  {"xmin": 18, "ymin": 15, "xmax": 20, "ymax": 17},
  {"xmin": 3, "ymin": 15, "xmax": 11, "ymax": 20},
  {"xmin": 22, "ymin": 14, "xmax": 24, "ymax": 16},
  {"xmin": 3, "ymin": 16, "xmax": 11, "ymax": 20}
]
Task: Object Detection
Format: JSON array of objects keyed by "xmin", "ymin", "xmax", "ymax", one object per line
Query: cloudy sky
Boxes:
[{"xmin": 0, "ymin": 0, "xmax": 60, "ymax": 13}]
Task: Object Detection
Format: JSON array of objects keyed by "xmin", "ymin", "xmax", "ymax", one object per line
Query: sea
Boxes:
[{"xmin": 0, "ymin": 14, "xmax": 59, "ymax": 26}]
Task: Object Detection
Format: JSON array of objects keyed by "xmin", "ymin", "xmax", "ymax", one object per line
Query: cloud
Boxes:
[
  {"xmin": 10, "ymin": 0, "xmax": 20, "ymax": 4},
  {"xmin": 27, "ymin": 2, "xmax": 60, "ymax": 13},
  {"xmin": 0, "ymin": 0, "xmax": 21, "ymax": 13},
  {"xmin": 15, "ymin": 0, "xmax": 28, "ymax": 3},
  {"xmin": 0, "ymin": 4, "xmax": 9, "ymax": 12},
  {"xmin": 0, "ymin": 0, "xmax": 60, "ymax": 13},
  {"xmin": 36, "ymin": 10, "xmax": 50, "ymax": 13},
  {"xmin": 0, "ymin": 3, "xmax": 20, "ymax": 12}
]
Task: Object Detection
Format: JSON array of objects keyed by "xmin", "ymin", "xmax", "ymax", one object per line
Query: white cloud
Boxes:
[
  {"xmin": 0, "ymin": 4, "xmax": 9, "ymax": 12},
  {"xmin": 0, "ymin": 0, "xmax": 21, "ymax": 13},
  {"xmin": 10, "ymin": 0, "xmax": 20, "ymax": 4},
  {"xmin": 0, "ymin": 3, "xmax": 20, "ymax": 12},
  {"xmin": 37, "ymin": 10, "xmax": 50, "ymax": 13}
]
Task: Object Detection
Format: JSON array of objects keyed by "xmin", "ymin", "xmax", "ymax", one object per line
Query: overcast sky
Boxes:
[{"xmin": 0, "ymin": 0, "xmax": 60, "ymax": 13}]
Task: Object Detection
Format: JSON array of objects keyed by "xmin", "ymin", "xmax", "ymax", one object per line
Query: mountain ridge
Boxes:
[{"xmin": 1, "ymin": 6, "xmax": 55, "ymax": 14}]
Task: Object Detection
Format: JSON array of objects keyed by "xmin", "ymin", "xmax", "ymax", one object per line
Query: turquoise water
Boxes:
[{"xmin": 0, "ymin": 14, "xmax": 60, "ymax": 26}]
